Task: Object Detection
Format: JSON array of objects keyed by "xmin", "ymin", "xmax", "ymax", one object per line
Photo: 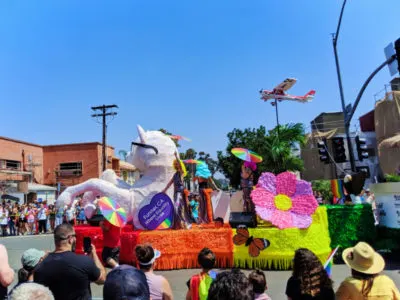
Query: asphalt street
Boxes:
[{"xmin": 1, "ymin": 234, "xmax": 399, "ymax": 299}]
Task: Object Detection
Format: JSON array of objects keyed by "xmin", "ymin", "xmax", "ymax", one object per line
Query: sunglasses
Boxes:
[
  {"xmin": 60, "ymin": 234, "xmax": 76, "ymax": 240},
  {"xmin": 131, "ymin": 142, "xmax": 158, "ymax": 154}
]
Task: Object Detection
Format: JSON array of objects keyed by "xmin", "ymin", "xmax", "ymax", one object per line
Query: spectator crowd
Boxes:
[
  {"xmin": 0, "ymin": 222, "xmax": 399, "ymax": 300},
  {"xmin": 0, "ymin": 199, "xmax": 86, "ymax": 237}
]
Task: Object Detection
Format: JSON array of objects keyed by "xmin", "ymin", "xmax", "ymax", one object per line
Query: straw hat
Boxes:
[{"xmin": 342, "ymin": 242, "xmax": 385, "ymax": 274}]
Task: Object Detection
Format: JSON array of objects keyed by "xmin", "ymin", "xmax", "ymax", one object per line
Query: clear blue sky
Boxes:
[{"xmin": 1, "ymin": 0, "xmax": 399, "ymax": 158}]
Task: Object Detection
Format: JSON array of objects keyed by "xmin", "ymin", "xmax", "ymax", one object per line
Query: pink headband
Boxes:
[{"xmin": 244, "ymin": 161, "xmax": 257, "ymax": 171}]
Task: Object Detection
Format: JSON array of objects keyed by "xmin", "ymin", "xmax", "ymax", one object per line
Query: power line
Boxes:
[{"xmin": 91, "ymin": 104, "xmax": 118, "ymax": 171}]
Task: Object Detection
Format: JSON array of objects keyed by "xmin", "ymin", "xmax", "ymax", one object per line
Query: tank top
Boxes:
[
  {"xmin": 145, "ymin": 272, "xmax": 164, "ymax": 300},
  {"xmin": 173, "ymin": 172, "xmax": 184, "ymax": 193}
]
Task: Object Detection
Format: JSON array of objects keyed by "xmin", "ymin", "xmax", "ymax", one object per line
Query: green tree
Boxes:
[
  {"xmin": 311, "ymin": 180, "xmax": 333, "ymax": 203},
  {"xmin": 217, "ymin": 123, "xmax": 306, "ymax": 187},
  {"xmin": 179, "ymin": 148, "xmax": 198, "ymax": 188}
]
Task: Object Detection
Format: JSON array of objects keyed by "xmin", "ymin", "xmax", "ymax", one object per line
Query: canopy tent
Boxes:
[{"xmin": 1, "ymin": 194, "xmax": 19, "ymax": 202}]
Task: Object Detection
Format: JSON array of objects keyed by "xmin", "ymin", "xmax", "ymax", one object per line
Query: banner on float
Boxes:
[
  {"xmin": 371, "ymin": 183, "xmax": 400, "ymax": 229},
  {"xmin": 375, "ymin": 193, "xmax": 400, "ymax": 229},
  {"xmin": 138, "ymin": 193, "xmax": 174, "ymax": 230},
  {"xmin": 211, "ymin": 191, "xmax": 231, "ymax": 223}
]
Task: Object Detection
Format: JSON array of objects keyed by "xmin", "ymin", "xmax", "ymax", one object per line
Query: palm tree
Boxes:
[
  {"xmin": 217, "ymin": 123, "xmax": 306, "ymax": 186},
  {"xmin": 261, "ymin": 123, "xmax": 305, "ymax": 174}
]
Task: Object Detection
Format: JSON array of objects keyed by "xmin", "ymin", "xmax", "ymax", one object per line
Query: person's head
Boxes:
[
  {"xmin": 214, "ymin": 217, "xmax": 224, "ymax": 228},
  {"xmin": 54, "ymin": 223, "xmax": 76, "ymax": 252},
  {"xmin": 208, "ymin": 269, "xmax": 254, "ymax": 300},
  {"xmin": 365, "ymin": 189, "xmax": 370, "ymax": 196},
  {"xmin": 135, "ymin": 244, "xmax": 161, "ymax": 271},
  {"xmin": 18, "ymin": 248, "xmax": 46, "ymax": 283},
  {"xmin": 343, "ymin": 242, "xmax": 385, "ymax": 297},
  {"xmin": 173, "ymin": 159, "xmax": 180, "ymax": 171},
  {"xmin": 248, "ymin": 269, "xmax": 267, "ymax": 294},
  {"xmin": 198, "ymin": 247, "xmax": 216, "ymax": 271},
  {"xmin": 10, "ymin": 282, "xmax": 54, "ymax": 300},
  {"xmin": 292, "ymin": 248, "xmax": 332, "ymax": 295},
  {"xmin": 103, "ymin": 265, "xmax": 150, "ymax": 300}
]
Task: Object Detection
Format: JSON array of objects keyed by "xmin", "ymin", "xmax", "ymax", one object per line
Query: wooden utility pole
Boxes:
[{"xmin": 91, "ymin": 105, "xmax": 118, "ymax": 171}]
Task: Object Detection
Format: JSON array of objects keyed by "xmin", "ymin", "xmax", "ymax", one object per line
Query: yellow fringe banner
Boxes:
[{"xmin": 233, "ymin": 206, "xmax": 332, "ymax": 270}]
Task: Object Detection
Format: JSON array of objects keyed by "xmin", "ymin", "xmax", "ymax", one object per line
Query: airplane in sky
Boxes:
[{"xmin": 260, "ymin": 78, "xmax": 315, "ymax": 105}]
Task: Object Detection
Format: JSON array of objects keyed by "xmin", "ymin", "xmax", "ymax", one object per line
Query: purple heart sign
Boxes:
[{"xmin": 138, "ymin": 193, "xmax": 174, "ymax": 230}]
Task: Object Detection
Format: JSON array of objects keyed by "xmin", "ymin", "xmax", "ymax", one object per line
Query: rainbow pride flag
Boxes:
[
  {"xmin": 331, "ymin": 179, "xmax": 345, "ymax": 204},
  {"xmin": 324, "ymin": 246, "xmax": 339, "ymax": 277}
]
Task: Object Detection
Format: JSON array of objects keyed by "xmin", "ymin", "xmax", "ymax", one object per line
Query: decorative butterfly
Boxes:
[{"xmin": 233, "ymin": 226, "xmax": 270, "ymax": 257}]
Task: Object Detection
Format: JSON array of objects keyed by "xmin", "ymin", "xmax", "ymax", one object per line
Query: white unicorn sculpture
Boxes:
[{"xmin": 56, "ymin": 125, "xmax": 177, "ymax": 229}]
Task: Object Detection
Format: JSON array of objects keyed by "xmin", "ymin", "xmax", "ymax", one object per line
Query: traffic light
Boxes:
[
  {"xmin": 332, "ymin": 137, "xmax": 346, "ymax": 163},
  {"xmin": 355, "ymin": 136, "xmax": 368, "ymax": 161},
  {"xmin": 395, "ymin": 38, "xmax": 400, "ymax": 74},
  {"xmin": 317, "ymin": 138, "xmax": 330, "ymax": 164}
]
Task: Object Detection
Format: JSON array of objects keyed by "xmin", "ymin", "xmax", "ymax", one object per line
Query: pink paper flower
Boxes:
[{"xmin": 251, "ymin": 171, "xmax": 318, "ymax": 229}]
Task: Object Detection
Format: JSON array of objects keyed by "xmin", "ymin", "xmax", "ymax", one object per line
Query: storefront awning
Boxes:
[{"xmin": 1, "ymin": 194, "xmax": 19, "ymax": 201}]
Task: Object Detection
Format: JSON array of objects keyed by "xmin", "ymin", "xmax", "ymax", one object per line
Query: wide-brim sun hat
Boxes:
[{"xmin": 342, "ymin": 242, "xmax": 385, "ymax": 274}]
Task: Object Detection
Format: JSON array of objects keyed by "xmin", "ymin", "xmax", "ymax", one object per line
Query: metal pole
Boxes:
[
  {"xmin": 346, "ymin": 55, "xmax": 396, "ymax": 126},
  {"xmin": 274, "ymin": 99, "xmax": 280, "ymax": 128},
  {"xmin": 332, "ymin": 0, "xmax": 356, "ymax": 171},
  {"xmin": 91, "ymin": 104, "xmax": 118, "ymax": 172},
  {"xmin": 334, "ymin": 0, "xmax": 347, "ymax": 46},
  {"xmin": 102, "ymin": 107, "xmax": 107, "ymax": 172}
]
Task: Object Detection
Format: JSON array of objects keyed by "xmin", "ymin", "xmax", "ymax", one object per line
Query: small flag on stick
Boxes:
[{"xmin": 324, "ymin": 246, "xmax": 340, "ymax": 277}]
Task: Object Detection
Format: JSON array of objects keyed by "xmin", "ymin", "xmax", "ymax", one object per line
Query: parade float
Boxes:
[
  {"xmin": 56, "ymin": 126, "xmax": 375, "ymax": 270},
  {"xmin": 370, "ymin": 180, "xmax": 400, "ymax": 251}
]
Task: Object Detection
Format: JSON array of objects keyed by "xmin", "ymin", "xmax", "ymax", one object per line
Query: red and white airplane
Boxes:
[{"xmin": 260, "ymin": 78, "xmax": 315, "ymax": 104}]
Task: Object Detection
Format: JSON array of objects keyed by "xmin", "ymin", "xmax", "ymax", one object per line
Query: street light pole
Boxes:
[
  {"xmin": 274, "ymin": 99, "xmax": 280, "ymax": 127},
  {"xmin": 332, "ymin": 0, "xmax": 356, "ymax": 172}
]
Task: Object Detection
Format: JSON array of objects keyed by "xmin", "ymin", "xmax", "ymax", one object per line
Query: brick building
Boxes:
[
  {"xmin": 0, "ymin": 136, "xmax": 137, "ymax": 203},
  {"xmin": 0, "ymin": 137, "xmax": 43, "ymax": 183},
  {"xmin": 43, "ymin": 142, "xmax": 115, "ymax": 188}
]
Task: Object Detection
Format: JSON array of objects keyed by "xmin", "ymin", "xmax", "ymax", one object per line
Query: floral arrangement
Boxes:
[{"xmin": 251, "ymin": 172, "xmax": 318, "ymax": 229}]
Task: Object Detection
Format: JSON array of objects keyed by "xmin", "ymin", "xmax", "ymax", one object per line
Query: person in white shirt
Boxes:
[
  {"xmin": 37, "ymin": 204, "xmax": 48, "ymax": 234},
  {"xmin": 65, "ymin": 206, "xmax": 75, "ymax": 225},
  {"xmin": 0, "ymin": 206, "xmax": 9, "ymax": 237},
  {"xmin": 365, "ymin": 189, "xmax": 378, "ymax": 225}
]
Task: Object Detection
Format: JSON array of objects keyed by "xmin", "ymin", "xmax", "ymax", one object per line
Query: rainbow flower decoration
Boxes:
[{"xmin": 251, "ymin": 172, "xmax": 318, "ymax": 229}]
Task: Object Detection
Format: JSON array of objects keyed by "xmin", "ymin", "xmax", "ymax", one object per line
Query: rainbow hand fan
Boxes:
[
  {"xmin": 231, "ymin": 148, "xmax": 263, "ymax": 163},
  {"xmin": 98, "ymin": 197, "xmax": 127, "ymax": 228},
  {"xmin": 167, "ymin": 134, "xmax": 191, "ymax": 142},
  {"xmin": 183, "ymin": 159, "xmax": 205, "ymax": 165}
]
